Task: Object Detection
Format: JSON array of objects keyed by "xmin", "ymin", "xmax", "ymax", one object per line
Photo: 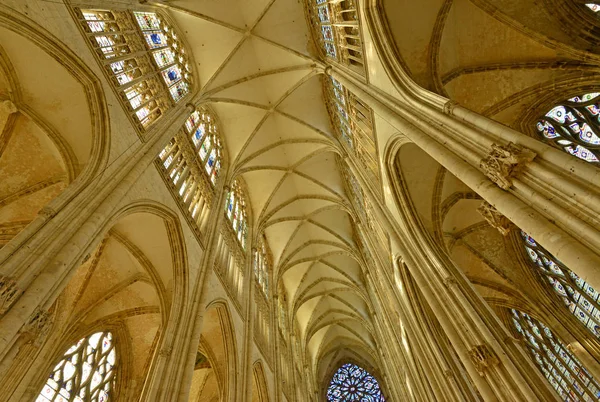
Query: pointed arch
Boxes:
[{"xmin": 252, "ymin": 360, "xmax": 270, "ymax": 402}]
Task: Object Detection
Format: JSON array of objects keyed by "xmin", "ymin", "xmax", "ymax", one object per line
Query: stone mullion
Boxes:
[
  {"xmin": 331, "ymin": 67, "xmax": 600, "ymax": 294},
  {"xmin": 0, "ymin": 102, "xmax": 193, "ymax": 381},
  {"xmin": 535, "ymin": 328, "xmax": 596, "ymax": 401}
]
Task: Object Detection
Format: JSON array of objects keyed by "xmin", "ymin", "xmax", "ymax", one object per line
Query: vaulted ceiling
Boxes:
[{"xmin": 166, "ymin": 0, "xmax": 380, "ymax": 381}]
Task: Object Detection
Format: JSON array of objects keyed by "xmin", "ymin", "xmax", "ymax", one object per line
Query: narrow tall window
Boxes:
[
  {"xmin": 327, "ymin": 363, "xmax": 385, "ymax": 401},
  {"xmin": 326, "ymin": 77, "xmax": 380, "ymax": 188},
  {"xmin": 75, "ymin": 9, "xmax": 192, "ymax": 130},
  {"xmin": 536, "ymin": 93, "xmax": 600, "ymax": 163},
  {"xmin": 37, "ymin": 331, "xmax": 116, "ymax": 402},
  {"xmin": 225, "ymin": 180, "xmax": 249, "ymax": 250},
  {"xmin": 511, "ymin": 309, "xmax": 600, "ymax": 401},
  {"xmin": 521, "ymin": 231, "xmax": 600, "ymax": 338},
  {"xmin": 253, "ymin": 235, "xmax": 271, "ymax": 296}
]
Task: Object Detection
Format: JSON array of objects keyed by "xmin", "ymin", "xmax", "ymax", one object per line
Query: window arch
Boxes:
[
  {"xmin": 253, "ymin": 234, "xmax": 271, "ymax": 296},
  {"xmin": 75, "ymin": 8, "xmax": 192, "ymax": 129},
  {"xmin": 510, "ymin": 309, "xmax": 600, "ymax": 401},
  {"xmin": 225, "ymin": 179, "xmax": 249, "ymax": 250},
  {"xmin": 37, "ymin": 331, "xmax": 117, "ymax": 402},
  {"xmin": 536, "ymin": 92, "xmax": 600, "ymax": 163},
  {"xmin": 327, "ymin": 363, "xmax": 385, "ymax": 402},
  {"xmin": 521, "ymin": 231, "xmax": 600, "ymax": 338}
]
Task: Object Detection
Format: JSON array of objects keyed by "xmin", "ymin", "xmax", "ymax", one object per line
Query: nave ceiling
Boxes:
[{"xmin": 166, "ymin": 0, "xmax": 380, "ymax": 381}]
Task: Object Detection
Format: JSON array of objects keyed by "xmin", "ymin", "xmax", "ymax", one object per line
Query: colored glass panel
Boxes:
[
  {"xmin": 521, "ymin": 232, "xmax": 600, "ymax": 338},
  {"xmin": 537, "ymin": 93, "xmax": 600, "ymax": 163},
  {"xmin": 152, "ymin": 48, "xmax": 175, "ymax": 68},
  {"xmin": 327, "ymin": 363, "xmax": 385, "ymax": 402},
  {"xmin": 512, "ymin": 310, "xmax": 600, "ymax": 401},
  {"xmin": 36, "ymin": 332, "xmax": 116, "ymax": 402}
]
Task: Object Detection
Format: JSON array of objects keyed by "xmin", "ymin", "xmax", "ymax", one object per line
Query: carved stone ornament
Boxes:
[
  {"xmin": 21, "ymin": 307, "xmax": 51, "ymax": 346},
  {"xmin": 477, "ymin": 201, "xmax": 512, "ymax": 236},
  {"xmin": 0, "ymin": 276, "xmax": 20, "ymax": 314},
  {"xmin": 480, "ymin": 143, "xmax": 536, "ymax": 190},
  {"xmin": 468, "ymin": 344, "xmax": 499, "ymax": 376}
]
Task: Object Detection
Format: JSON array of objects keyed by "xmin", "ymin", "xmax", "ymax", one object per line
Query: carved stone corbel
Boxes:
[
  {"xmin": 480, "ymin": 143, "xmax": 536, "ymax": 190},
  {"xmin": 21, "ymin": 307, "xmax": 51, "ymax": 346},
  {"xmin": 0, "ymin": 276, "xmax": 20, "ymax": 314},
  {"xmin": 468, "ymin": 344, "xmax": 499, "ymax": 376},
  {"xmin": 477, "ymin": 201, "xmax": 512, "ymax": 236}
]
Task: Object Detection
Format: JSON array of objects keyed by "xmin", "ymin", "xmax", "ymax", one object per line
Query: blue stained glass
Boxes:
[
  {"xmin": 327, "ymin": 363, "xmax": 385, "ymax": 402},
  {"xmin": 318, "ymin": 5, "xmax": 330, "ymax": 22},
  {"xmin": 144, "ymin": 32, "xmax": 168, "ymax": 49}
]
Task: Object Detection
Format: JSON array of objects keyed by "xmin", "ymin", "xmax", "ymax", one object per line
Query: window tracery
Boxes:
[
  {"xmin": 37, "ymin": 331, "xmax": 116, "ymax": 402},
  {"xmin": 75, "ymin": 9, "xmax": 192, "ymax": 130},
  {"xmin": 521, "ymin": 232, "xmax": 600, "ymax": 338},
  {"xmin": 536, "ymin": 93, "xmax": 600, "ymax": 163},
  {"xmin": 326, "ymin": 77, "xmax": 381, "ymax": 190},
  {"xmin": 253, "ymin": 235, "xmax": 271, "ymax": 296},
  {"xmin": 225, "ymin": 180, "xmax": 249, "ymax": 250},
  {"xmin": 158, "ymin": 107, "xmax": 222, "ymax": 236},
  {"xmin": 327, "ymin": 363, "xmax": 385, "ymax": 402},
  {"xmin": 308, "ymin": 0, "xmax": 365, "ymax": 74},
  {"xmin": 511, "ymin": 309, "xmax": 600, "ymax": 401}
]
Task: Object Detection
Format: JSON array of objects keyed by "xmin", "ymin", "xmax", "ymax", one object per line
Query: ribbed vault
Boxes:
[{"xmin": 167, "ymin": 0, "xmax": 379, "ymax": 382}]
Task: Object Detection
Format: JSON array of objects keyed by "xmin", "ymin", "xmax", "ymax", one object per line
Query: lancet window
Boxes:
[
  {"xmin": 342, "ymin": 162, "xmax": 389, "ymax": 255},
  {"xmin": 327, "ymin": 363, "xmax": 385, "ymax": 402},
  {"xmin": 75, "ymin": 9, "xmax": 192, "ymax": 130},
  {"xmin": 536, "ymin": 93, "xmax": 600, "ymax": 163},
  {"xmin": 37, "ymin": 331, "xmax": 116, "ymax": 402},
  {"xmin": 253, "ymin": 235, "xmax": 271, "ymax": 296},
  {"xmin": 309, "ymin": 0, "xmax": 365, "ymax": 74},
  {"xmin": 326, "ymin": 77, "xmax": 380, "ymax": 188},
  {"xmin": 158, "ymin": 107, "xmax": 222, "ymax": 236},
  {"xmin": 225, "ymin": 180, "xmax": 249, "ymax": 250},
  {"xmin": 521, "ymin": 232, "xmax": 600, "ymax": 338},
  {"xmin": 511, "ymin": 309, "xmax": 600, "ymax": 401}
]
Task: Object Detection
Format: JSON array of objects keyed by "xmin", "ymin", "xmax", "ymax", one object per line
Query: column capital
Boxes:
[
  {"xmin": 477, "ymin": 201, "xmax": 512, "ymax": 236},
  {"xmin": 480, "ymin": 142, "xmax": 536, "ymax": 190},
  {"xmin": 0, "ymin": 276, "xmax": 20, "ymax": 315},
  {"xmin": 468, "ymin": 343, "xmax": 499, "ymax": 376},
  {"xmin": 20, "ymin": 307, "xmax": 51, "ymax": 346}
]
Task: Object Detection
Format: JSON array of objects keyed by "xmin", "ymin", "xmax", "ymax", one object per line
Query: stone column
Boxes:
[
  {"xmin": 330, "ymin": 68, "xmax": 600, "ymax": 293},
  {"xmin": 148, "ymin": 179, "xmax": 230, "ymax": 402},
  {"xmin": 0, "ymin": 103, "xmax": 194, "ymax": 368},
  {"xmin": 341, "ymin": 148, "xmax": 558, "ymax": 400}
]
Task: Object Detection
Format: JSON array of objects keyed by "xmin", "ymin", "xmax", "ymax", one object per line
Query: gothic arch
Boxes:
[
  {"xmin": 0, "ymin": 6, "xmax": 110, "ymax": 249},
  {"xmin": 190, "ymin": 299, "xmax": 238, "ymax": 402},
  {"xmin": 251, "ymin": 360, "xmax": 270, "ymax": 402}
]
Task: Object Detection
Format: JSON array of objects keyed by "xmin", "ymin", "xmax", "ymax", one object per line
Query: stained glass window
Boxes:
[
  {"xmin": 327, "ymin": 363, "xmax": 385, "ymax": 402},
  {"xmin": 309, "ymin": 0, "xmax": 365, "ymax": 71},
  {"xmin": 521, "ymin": 231, "xmax": 600, "ymax": 338},
  {"xmin": 536, "ymin": 93, "xmax": 600, "ymax": 163},
  {"xmin": 157, "ymin": 107, "xmax": 223, "ymax": 235},
  {"xmin": 511, "ymin": 309, "xmax": 600, "ymax": 401},
  {"xmin": 77, "ymin": 9, "xmax": 192, "ymax": 130},
  {"xmin": 225, "ymin": 180, "xmax": 249, "ymax": 250},
  {"xmin": 37, "ymin": 331, "xmax": 116, "ymax": 402},
  {"xmin": 253, "ymin": 235, "xmax": 271, "ymax": 296}
]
